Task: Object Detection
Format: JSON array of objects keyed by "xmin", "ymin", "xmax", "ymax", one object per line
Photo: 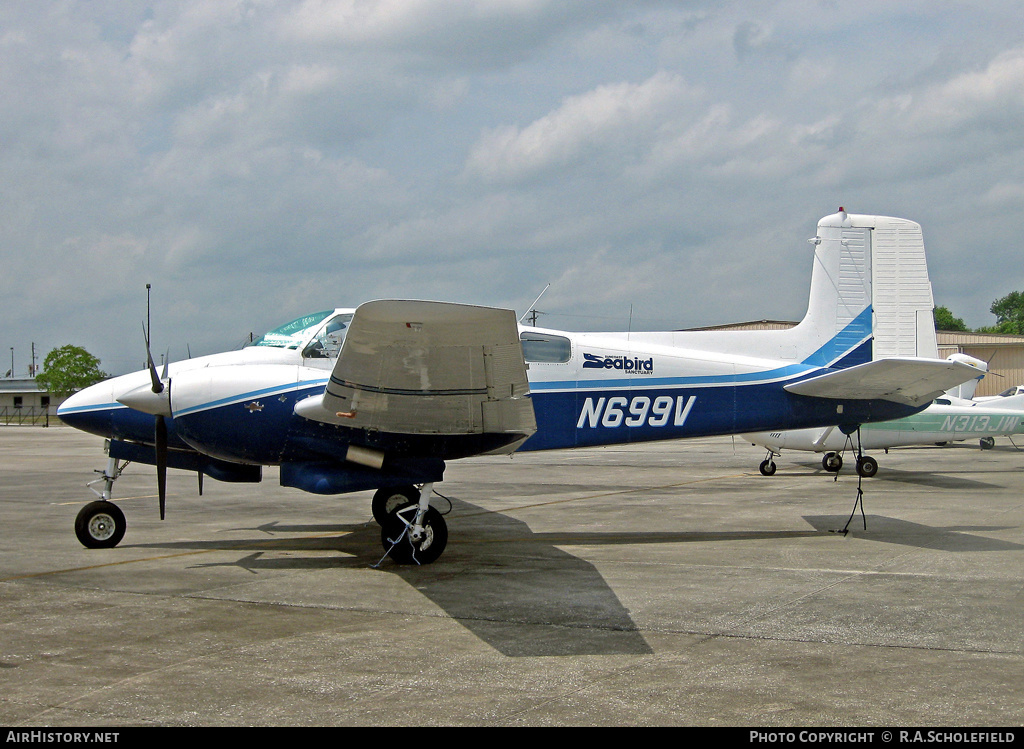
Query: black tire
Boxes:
[
  {"xmin": 380, "ymin": 506, "xmax": 448, "ymax": 565},
  {"xmin": 822, "ymin": 452, "xmax": 843, "ymax": 472},
  {"xmin": 75, "ymin": 501, "xmax": 126, "ymax": 549},
  {"xmin": 856, "ymin": 455, "xmax": 878, "ymax": 478},
  {"xmin": 371, "ymin": 486, "xmax": 419, "ymax": 525},
  {"xmin": 759, "ymin": 459, "xmax": 777, "ymax": 476},
  {"xmin": 980, "ymin": 436, "xmax": 996, "ymax": 450}
]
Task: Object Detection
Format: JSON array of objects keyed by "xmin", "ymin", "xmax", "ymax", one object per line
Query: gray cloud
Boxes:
[{"xmin": 3, "ymin": 1, "xmax": 1024, "ymax": 376}]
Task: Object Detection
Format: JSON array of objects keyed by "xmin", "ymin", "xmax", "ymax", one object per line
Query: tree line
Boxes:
[{"xmin": 934, "ymin": 290, "xmax": 1024, "ymax": 335}]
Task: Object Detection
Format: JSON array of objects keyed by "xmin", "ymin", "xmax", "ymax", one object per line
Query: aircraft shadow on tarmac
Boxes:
[
  {"xmin": 129, "ymin": 498, "xmax": 655, "ymax": 657},
  {"xmin": 124, "ymin": 496, "xmax": 1022, "ymax": 657},
  {"xmin": 792, "ymin": 463, "xmax": 1005, "ymax": 491},
  {"xmin": 802, "ymin": 514, "xmax": 1024, "ymax": 552}
]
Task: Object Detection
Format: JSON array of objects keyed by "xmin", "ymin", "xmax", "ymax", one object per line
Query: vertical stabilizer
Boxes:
[{"xmin": 791, "ymin": 210, "xmax": 938, "ymax": 369}]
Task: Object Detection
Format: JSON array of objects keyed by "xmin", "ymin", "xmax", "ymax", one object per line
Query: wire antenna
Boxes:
[{"xmin": 520, "ymin": 284, "xmax": 551, "ymax": 325}]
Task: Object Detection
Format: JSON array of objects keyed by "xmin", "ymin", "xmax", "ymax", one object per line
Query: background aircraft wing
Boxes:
[
  {"xmin": 294, "ymin": 300, "xmax": 536, "ymax": 452},
  {"xmin": 784, "ymin": 357, "xmax": 981, "ymax": 407}
]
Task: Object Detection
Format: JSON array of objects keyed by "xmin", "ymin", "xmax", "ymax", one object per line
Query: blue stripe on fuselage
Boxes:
[{"xmin": 173, "ymin": 379, "xmax": 329, "ymax": 418}]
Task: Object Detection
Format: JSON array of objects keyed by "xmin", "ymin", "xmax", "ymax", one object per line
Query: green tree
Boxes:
[
  {"xmin": 985, "ymin": 290, "xmax": 1024, "ymax": 335},
  {"xmin": 933, "ymin": 305, "xmax": 969, "ymax": 332},
  {"xmin": 36, "ymin": 345, "xmax": 109, "ymax": 398}
]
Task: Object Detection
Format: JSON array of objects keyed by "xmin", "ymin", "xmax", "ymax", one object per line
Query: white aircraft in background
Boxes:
[
  {"xmin": 57, "ymin": 209, "xmax": 977, "ymax": 564},
  {"xmin": 748, "ymin": 387, "xmax": 1024, "ymax": 477},
  {"xmin": 974, "ymin": 384, "xmax": 1024, "ymax": 402}
]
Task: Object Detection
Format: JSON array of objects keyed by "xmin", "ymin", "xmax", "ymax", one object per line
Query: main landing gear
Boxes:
[
  {"xmin": 758, "ymin": 428, "xmax": 878, "ymax": 479},
  {"xmin": 75, "ymin": 457, "xmax": 129, "ymax": 549},
  {"xmin": 819, "ymin": 451, "xmax": 877, "ymax": 478},
  {"xmin": 373, "ymin": 484, "xmax": 449, "ymax": 565}
]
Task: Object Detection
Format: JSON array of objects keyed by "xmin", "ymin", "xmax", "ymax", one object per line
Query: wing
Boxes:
[
  {"xmin": 294, "ymin": 300, "xmax": 536, "ymax": 454},
  {"xmin": 784, "ymin": 357, "xmax": 981, "ymax": 408}
]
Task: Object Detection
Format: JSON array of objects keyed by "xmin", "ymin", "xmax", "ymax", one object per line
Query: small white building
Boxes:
[{"xmin": 0, "ymin": 377, "xmax": 63, "ymax": 426}]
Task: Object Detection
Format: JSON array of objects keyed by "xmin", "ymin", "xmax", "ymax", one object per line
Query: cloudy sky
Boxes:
[{"xmin": 4, "ymin": 1, "xmax": 1024, "ymax": 376}]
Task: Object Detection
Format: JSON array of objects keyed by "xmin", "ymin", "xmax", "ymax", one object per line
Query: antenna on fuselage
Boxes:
[{"xmin": 520, "ymin": 283, "xmax": 551, "ymax": 326}]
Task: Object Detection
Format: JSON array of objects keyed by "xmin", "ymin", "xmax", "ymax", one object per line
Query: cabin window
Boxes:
[{"xmin": 520, "ymin": 332, "xmax": 571, "ymax": 363}]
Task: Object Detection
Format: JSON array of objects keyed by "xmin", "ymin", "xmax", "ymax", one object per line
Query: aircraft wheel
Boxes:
[
  {"xmin": 75, "ymin": 501, "xmax": 126, "ymax": 549},
  {"xmin": 371, "ymin": 486, "xmax": 419, "ymax": 525},
  {"xmin": 856, "ymin": 455, "xmax": 878, "ymax": 478},
  {"xmin": 822, "ymin": 452, "xmax": 842, "ymax": 472},
  {"xmin": 980, "ymin": 436, "xmax": 996, "ymax": 450},
  {"xmin": 759, "ymin": 459, "xmax": 777, "ymax": 476},
  {"xmin": 380, "ymin": 506, "xmax": 448, "ymax": 565}
]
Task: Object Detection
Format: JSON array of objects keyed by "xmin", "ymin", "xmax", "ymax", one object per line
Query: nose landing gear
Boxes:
[{"xmin": 75, "ymin": 457, "xmax": 128, "ymax": 548}]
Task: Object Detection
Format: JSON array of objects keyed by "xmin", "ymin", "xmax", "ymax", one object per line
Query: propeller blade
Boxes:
[
  {"xmin": 144, "ymin": 323, "xmax": 164, "ymax": 394},
  {"xmin": 155, "ymin": 414, "xmax": 167, "ymax": 520}
]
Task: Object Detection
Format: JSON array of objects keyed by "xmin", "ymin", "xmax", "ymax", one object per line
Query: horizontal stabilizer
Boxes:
[
  {"xmin": 784, "ymin": 357, "xmax": 981, "ymax": 408},
  {"xmin": 294, "ymin": 300, "xmax": 537, "ymax": 451}
]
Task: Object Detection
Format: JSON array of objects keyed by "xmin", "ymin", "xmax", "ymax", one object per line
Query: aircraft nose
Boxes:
[{"xmin": 56, "ymin": 381, "xmax": 117, "ymax": 436}]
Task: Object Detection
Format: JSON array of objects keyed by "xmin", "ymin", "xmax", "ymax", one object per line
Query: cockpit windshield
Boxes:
[
  {"xmin": 302, "ymin": 313, "xmax": 353, "ymax": 359},
  {"xmin": 250, "ymin": 311, "xmax": 334, "ymax": 350}
]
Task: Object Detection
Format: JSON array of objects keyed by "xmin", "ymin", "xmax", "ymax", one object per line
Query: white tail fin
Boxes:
[
  {"xmin": 623, "ymin": 210, "xmax": 939, "ymax": 372},
  {"xmin": 789, "ymin": 209, "xmax": 937, "ymax": 368}
]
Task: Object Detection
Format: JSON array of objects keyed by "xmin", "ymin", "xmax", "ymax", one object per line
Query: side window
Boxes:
[
  {"xmin": 302, "ymin": 314, "xmax": 353, "ymax": 359},
  {"xmin": 520, "ymin": 332, "xmax": 571, "ymax": 363}
]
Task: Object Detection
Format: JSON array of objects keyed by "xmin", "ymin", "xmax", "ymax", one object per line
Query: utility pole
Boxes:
[{"xmin": 520, "ymin": 284, "xmax": 550, "ymax": 328}]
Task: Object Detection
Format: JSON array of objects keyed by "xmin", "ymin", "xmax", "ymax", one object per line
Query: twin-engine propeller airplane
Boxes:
[{"xmin": 58, "ymin": 209, "xmax": 979, "ymax": 564}]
